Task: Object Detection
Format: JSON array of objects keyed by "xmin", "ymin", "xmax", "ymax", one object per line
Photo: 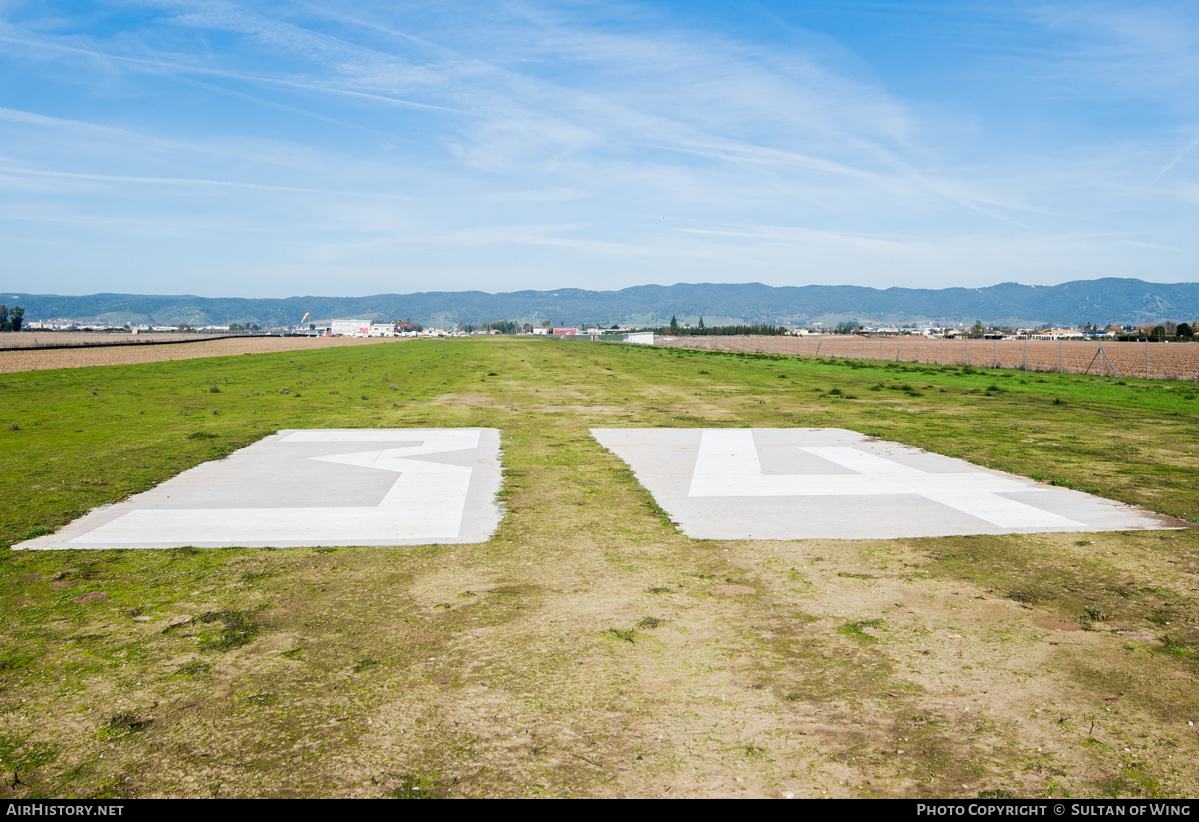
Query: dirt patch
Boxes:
[
  {"xmin": 426, "ymin": 393, "xmax": 493, "ymax": 407},
  {"xmin": 710, "ymin": 585, "xmax": 757, "ymax": 596},
  {"xmin": 73, "ymin": 592, "xmax": 108, "ymax": 605},
  {"xmin": 1034, "ymin": 616, "xmax": 1082, "ymax": 631}
]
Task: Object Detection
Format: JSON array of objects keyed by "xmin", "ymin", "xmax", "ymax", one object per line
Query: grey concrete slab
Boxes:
[
  {"xmin": 16, "ymin": 429, "xmax": 503, "ymax": 550},
  {"xmin": 591, "ymin": 428, "xmax": 1182, "ymax": 540}
]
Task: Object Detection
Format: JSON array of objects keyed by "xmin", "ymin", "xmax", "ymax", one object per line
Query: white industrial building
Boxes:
[
  {"xmin": 331, "ymin": 319, "xmax": 371, "ymax": 336},
  {"xmin": 330, "ymin": 319, "xmax": 396, "ymax": 337}
]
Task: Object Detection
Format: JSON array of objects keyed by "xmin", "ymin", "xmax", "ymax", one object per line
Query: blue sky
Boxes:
[{"xmin": 2, "ymin": 0, "xmax": 1197, "ymax": 297}]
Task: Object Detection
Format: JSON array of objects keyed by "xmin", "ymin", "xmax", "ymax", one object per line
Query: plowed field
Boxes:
[
  {"xmin": 657, "ymin": 335, "xmax": 1199, "ymax": 381},
  {"xmin": 0, "ymin": 334, "xmax": 411, "ymax": 373}
]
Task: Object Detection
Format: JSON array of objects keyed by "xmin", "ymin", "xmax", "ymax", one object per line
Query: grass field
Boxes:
[{"xmin": 0, "ymin": 338, "xmax": 1196, "ymax": 798}]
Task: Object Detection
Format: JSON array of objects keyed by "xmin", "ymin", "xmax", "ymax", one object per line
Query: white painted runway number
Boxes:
[
  {"xmin": 689, "ymin": 429, "xmax": 1080, "ymax": 529},
  {"xmin": 66, "ymin": 429, "xmax": 490, "ymax": 546},
  {"xmin": 590, "ymin": 427, "xmax": 1171, "ymax": 540}
]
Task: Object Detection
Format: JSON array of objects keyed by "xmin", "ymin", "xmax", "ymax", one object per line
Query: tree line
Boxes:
[
  {"xmin": 663, "ymin": 315, "xmax": 788, "ymax": 336},
  {"xmin": 456, "ymin": 319, "xmax": 524, "ymax": 334},
  {"xmin": 1117, "ymin": 322, "xmax": 1195, "ymax": 342},
  {"xmin": 0, "ymin": 305, "xmax": 24, "ymax": 332}
]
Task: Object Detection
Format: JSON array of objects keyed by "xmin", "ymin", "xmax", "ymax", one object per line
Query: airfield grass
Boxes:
[{"xmin": 0, "ymin": 338, "xmax": 1196, "ymax": 798}]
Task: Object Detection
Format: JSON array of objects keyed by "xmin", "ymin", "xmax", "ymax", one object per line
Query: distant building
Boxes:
[
  {"xmin": 623, "ymin": 332, "xmax": 655, "ymax": 345},
  {"xmin": 331, "ymin": 319, "xmax": 372, "ymax": 336}
]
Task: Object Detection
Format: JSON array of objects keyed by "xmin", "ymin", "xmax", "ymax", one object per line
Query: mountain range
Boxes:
[{"xmin": 3, "ymin": 278, "xmax": 1198, "ymax": 329}]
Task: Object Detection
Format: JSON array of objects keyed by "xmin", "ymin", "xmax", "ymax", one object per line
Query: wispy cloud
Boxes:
[{"xmin": 1, "ymin": 0, "xmax": 1197, "ymax": 296}]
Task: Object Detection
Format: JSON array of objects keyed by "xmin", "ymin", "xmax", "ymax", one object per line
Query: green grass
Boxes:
[{"xmin": 1, "ymin": 337, "xmax": 1197, "ymax": 799}]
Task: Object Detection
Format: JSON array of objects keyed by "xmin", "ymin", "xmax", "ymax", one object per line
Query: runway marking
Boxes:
[
  {"xmin": 688, "ymin": 429, "xmax": 1081, "ymax": 529},
  {"xmin": 70, "ymin": 430, "xmax": 481, "ymax": 544}
]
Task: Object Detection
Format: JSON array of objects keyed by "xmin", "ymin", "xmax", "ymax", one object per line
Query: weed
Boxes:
[
  {"xmin": 187, "ymin": 432, "xmax": 218, "ymax": 439},
  {"xmin": 176, "ymin": 661, "xmax": 210, "ymax": 675},
  {"xmin": 107, "ymin": 712, "xmax": 152, "ymax": 734},
  {"xmin": 838, "ymin": 620, "xmax": 881, "ymax": 642},
  {"xmin": 1159, "ymin": 636, "xmax": 1192, "ymax": 658},
  {"xmin": 195, "ymin": 611, "xmax": 259, "ymax": 651},
  {"xmin": 389, "ymin": 774, "xmax": 435, "ymax": 799},
  {"xmin": 0, "ymin": 734, "xmax": 58, "ymax": 770},
  {"xmin": 353, "ymin": 658, "xmax": 380, "ymax": 673},
  {"xmin": 636, "ymin": 616, "xmax": 663, "ymax": 629},
  {"xmin": 244, "ymin": 693, "xmax": 279, "ymax": 706},
  {"xmin": 0, "ymin": 652, "xmax": 36, "ymax": 671},
  {"xmin": 605, "ymin": 628, "xmax": 637, "ymax": 643}
]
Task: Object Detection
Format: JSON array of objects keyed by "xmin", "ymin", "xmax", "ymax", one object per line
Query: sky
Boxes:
[{"xmin": 1, "ymin": 0, "xmax": 1198, "ymax": 297}]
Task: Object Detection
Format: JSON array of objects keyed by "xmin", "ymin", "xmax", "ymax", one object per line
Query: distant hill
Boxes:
[{"xmin": 4, "ymin": 278, "xmax": 1198, "ymax": 328}]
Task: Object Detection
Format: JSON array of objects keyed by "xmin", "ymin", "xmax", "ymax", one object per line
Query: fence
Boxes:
[
  {"xmin": 0, "ymin": 330, "xmax": 279, "ymax": 352},
  {"xmin": 652, "ymin": 335, "xmax": 1199, "ymax": 382}
]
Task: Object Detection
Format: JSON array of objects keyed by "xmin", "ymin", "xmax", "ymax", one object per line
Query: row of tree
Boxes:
[
  {"xmin": 0, "ymin": 305, "xmax": 24, "ymax": 332},
  {"xmin": 664, "ymin": 315, "xmax": 788, "ymax": 336},
  {"xmin": 457, "ymin": 319, "xmax": 524, "ymax": 334},
  {"xmin": 1118, "ymin": 322, "xmax": 1195, "ymax": 342}
]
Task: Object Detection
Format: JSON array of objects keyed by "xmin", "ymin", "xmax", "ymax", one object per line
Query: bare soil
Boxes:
[
  {"xmin": 659, "ymin": 336, "xmax": 1199, "ymax": 381},
  {"xmin": 0, "ymin": 335, "xmax": 411, "ymax": 374}
]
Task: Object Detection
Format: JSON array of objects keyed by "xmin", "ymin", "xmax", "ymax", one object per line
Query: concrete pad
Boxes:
[
  {"xmin": 591, "ymin": 428, "xmax": 1181, "ymax": 540},
  {"xmin": 16, "ymin": 429, "xmax": 503, "ymax": 550}
]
